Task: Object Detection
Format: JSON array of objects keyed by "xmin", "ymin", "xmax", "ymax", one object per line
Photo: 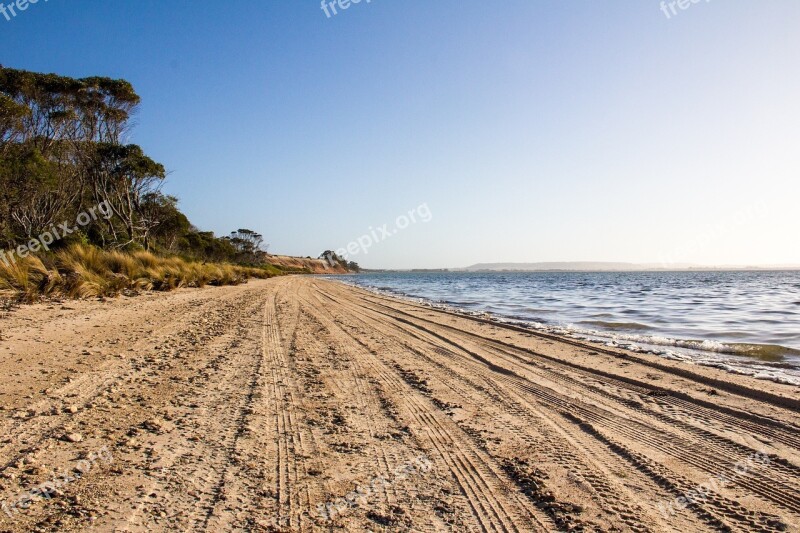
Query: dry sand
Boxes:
[{"xmin": 0, "ymin": 276, "xmax": 799, "ymax": 532}]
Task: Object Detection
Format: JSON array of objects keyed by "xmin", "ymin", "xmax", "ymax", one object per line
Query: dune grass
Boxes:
[{"xmin": 0, "ymin": 244, "xmax": 277, "ymax": 301}]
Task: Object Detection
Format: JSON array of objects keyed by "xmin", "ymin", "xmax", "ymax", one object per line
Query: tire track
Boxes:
[
  {"xmin": 0, "ymin": 291, "xmax": 251, "ymax": 478},
  {"xmin": 356, "ymin": 289, "xmax": 800, "ymax": 450},
  {"xmin": 301, "ymin": 287, "xmax": 555, "ymax": 532},
  {"xmin": 341, "ymin": 288, "xmax": 800, "ymax": 516},
  {"xmin": 320, "ymin": 284, "xmax": 685, "ymax": 532},
  {"xmin": 294, "ymin": 305, "xmax": 402, "ymax": 511},
  {"xmin": 264, "ymin": 285, "xmax": 328, "ymax": 531},
  {"xmin": 357, "ymin": 288, "xmax": 800, "ymax": 412}
]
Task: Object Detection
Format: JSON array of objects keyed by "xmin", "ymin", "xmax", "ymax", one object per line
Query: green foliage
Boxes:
[
  {"xmin": 0, "ymin": 65, "xmax": 270, "ymax": 268},
  {"xmin": 225, "ymin": 229, "xmax": 266, "ymax": 263}
]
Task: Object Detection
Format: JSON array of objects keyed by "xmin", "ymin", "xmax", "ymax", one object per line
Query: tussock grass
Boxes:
[{"xmin": 0, "ymin": 244, "xmax": 275, "ymax": 301}]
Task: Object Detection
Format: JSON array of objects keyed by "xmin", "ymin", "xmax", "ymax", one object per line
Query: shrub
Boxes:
[{"xmin": 0, "ymin": 244, "xmax": 276, "ymax": 301}]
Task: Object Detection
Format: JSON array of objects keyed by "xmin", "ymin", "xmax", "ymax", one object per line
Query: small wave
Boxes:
[
  {"xmin": 564, "ymin": 325, "xmax": 799, "ymax": 362},
  {"xmin": 522, "ymin": 308, "xmax": 556, "ymax": 314},
  {"xmin": 579, "ymin": 321, "xmax": 653, "ymax": 331},
  {"xmin": 725, "ymin": 343, "xmax": 800, "ymax": 362},
  {"xmin": 330, "ymin": 275, "xmax": 800, "ymax": 386}
]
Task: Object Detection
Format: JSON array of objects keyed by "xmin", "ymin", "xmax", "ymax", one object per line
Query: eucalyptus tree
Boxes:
[
  {"xmin": 0, "ymin": 65, "xmax": 263, "ymax": 263},
  {"xmin": 87, "ymin": 143, "xmax": 166, "ymax": 247},
  {"xmin": 0, "ymin": 65, "xmax": 159, "ymax": 248}
]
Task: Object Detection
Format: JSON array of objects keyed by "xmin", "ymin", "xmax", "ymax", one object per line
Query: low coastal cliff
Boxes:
[{"xmin": 266, "ymin": 254, "xmax": 350, "ymax": 274}]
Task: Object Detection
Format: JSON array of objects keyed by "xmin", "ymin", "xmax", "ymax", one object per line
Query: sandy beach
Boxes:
[{"xmin": 1, "ymin": 276, "xmax": 799, "ymax": 532}]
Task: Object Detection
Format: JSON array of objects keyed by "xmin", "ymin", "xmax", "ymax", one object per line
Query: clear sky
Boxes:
[{"xmin": 2, "ymin": 0, "xmax": 799, "ymax": 269}]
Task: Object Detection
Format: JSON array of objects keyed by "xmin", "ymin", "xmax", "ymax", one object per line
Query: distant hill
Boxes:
[
  {"xmin": 462, "ymin": 262, "xmax": 695, "ymax": 272},
  {"xmin": 459, "ymin": 262, "xmax": 800, "ymax": 272}
]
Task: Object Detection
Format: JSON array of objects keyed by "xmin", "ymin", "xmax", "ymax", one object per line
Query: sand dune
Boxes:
[{"xmin": 0, "ymin": 277, "xmax": 798, "ymax": 532}]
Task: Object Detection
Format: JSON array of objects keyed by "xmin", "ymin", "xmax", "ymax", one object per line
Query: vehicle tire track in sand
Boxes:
[
  {"xmin": 3, "ymin": 277, "xmax": 799, "ymax": 533},
  {"xmin": 264, "ymin": 286, "xmax": 326, "ymax": 531},
  {"xmin": 344, "ymin": 288, "xmax": 800, "ymax": 519},
  {"xmin": 300, "ymin": 287, "xmax": 555, "ymax": 532},
  {"xmin": 316, "ymin": 283, "xmax": 674, "ymax": 532},
  {"xmin": 568, "ymin": 414, "xmax": 789, "ymax": 532},
  {"xmin": 110, "ymin": 291, "xmax": 269, "ymax": 532},
  {"xmin": 294, "ymin": 306, "xmax": 402, "ymax": 510},
  {"xmin": 0, "ymin": 291, "xmax": 252, "ymax": 476},
  {"xmin": 315, "ymin": 279, "xmax": 800, "ymax": 531},
  {"xmin": 357, "ymin": 288, "xmax": 800, "ymax": 412},
  {"xmin": 357, "ymin": 290, "xmax": 800, "ymax": 452}
]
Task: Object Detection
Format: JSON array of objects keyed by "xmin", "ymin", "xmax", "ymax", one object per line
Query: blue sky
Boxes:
[{"xmin": 2, "ymin": 0, "xmax": 799, "ymax": 268}]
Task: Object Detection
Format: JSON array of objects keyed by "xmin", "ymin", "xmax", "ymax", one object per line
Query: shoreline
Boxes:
[
  {"xmin": 330, "ymin": 278, "xmax": 800, "ymax": 408},
  {"xmin": 328, "ymin": 274, "xmax": 800, "ymax": 387},
  {"xmin": 0, "ymin": 277, "xmax": 798, "ymax": 531}
]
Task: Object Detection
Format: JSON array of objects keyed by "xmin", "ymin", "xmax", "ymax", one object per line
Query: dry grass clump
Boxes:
[
  {"xmin": 0, "ymin": 255, "xmax": 62, "ymax": 301},
  {"xmin": 0, "ymin": 244, "xmax": 274, "ymax": 301}
]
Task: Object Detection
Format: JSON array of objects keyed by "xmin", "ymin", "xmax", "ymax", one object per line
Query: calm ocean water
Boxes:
[{"xmin": 331, "ymin": 271, "xmax": 800, "ymax": 386}]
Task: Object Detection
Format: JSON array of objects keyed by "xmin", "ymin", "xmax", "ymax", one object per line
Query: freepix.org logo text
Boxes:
[{"xmin": 1, "ymin": 0, "xmax": 49, "ymax": 23}]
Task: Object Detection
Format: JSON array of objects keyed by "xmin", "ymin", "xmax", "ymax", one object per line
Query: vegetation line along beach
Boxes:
[{"xmin": 0, "ymin": 66, "xmax": 356, "ymax": 302}]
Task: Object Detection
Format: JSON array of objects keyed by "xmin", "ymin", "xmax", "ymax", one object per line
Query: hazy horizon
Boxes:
[
  {"xmin": 372, "ymin": 261, "xmax": 800, "ymax": 272},
  {"xmin": 3, "ymin": 1, "xmax": 799, "ymax": 269}
]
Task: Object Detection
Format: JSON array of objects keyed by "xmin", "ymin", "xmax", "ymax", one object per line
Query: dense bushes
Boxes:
[
  {"xmin": 0, "ymin": 65, "xmax": 266, "ymax": 264},
  {"xmin": 0, "ymin": 244, "xmax": 277, "ymax": 301}
]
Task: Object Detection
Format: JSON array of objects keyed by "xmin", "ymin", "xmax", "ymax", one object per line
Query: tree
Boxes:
[
  {"xmin": 0, "ymin": 65, "xmax": 268, "ymax": 267},
  {"xmin": 0, "ymin": 65, "xmax": 150, "ymax": 248},
  {"xmin": 226, "ymin": 229, "xmax": 266, "ymax": 262},
  {"xmin": 140, "ymin": 194, "xmax": 190, "ymax": 252},
  {"xmin": 88, "ymin": 143, "xmax": 166, "ymax": 247},
  {"xmin": 319, "ymin": 250, "xmax": 342, "ymax": 268}
]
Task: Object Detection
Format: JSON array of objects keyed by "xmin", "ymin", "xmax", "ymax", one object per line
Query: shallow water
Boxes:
[{"xmin": 331, "ymin": 271, "xmax": 800, "ymax": 385}]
